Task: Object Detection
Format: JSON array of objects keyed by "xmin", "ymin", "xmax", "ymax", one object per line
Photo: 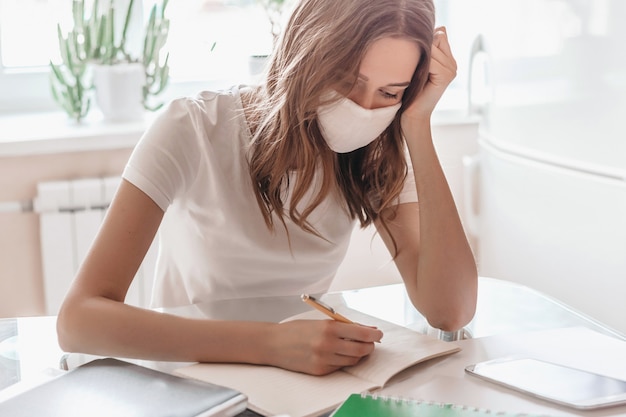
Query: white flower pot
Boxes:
[
  {"xmin": 92, "ymin": 63, "xmax": 145, "ymax": 122},
  {"xmin": 248, "ymin": 55, "xmax": 270, "ymax": 83}
]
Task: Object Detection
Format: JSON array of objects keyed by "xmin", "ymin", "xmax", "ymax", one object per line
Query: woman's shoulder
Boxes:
[
  {"xmin": 137, "ymin": 85, "xmax": 253, "ymax": 151},
  {"xmin": 167, "ymin": 85, "xmax": 252, "ymax": 116},
  {"xmin": 154, "ymin": 85, "xmax": 255, "ymax": 139}
]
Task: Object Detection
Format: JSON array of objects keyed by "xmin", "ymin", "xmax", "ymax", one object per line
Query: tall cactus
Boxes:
[
  {"xmin": 141, "ymin": 0, "xmax": 170, "ymax": 111},
  {"xmin": 50, "ymin": 32, "xmax": 90, "ymax": 121},
  {"xmin": 49, "ymin": 0, "xmax": 96, "ymax": 122},
  {"xmin": 49, "ymin": 0, "xmax": 171, "ymax": 120}
]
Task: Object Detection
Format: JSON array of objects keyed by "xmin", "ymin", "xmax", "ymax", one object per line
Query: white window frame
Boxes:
[
  {"xmin": 0, "ymin": 0, "xmax": 472, "ymax": 117},
  {"xmin": 0, "ymin": 0, "xmax": 60, "ymax": 113},
  {"xmin": 0, "ymin": 0, "xmax": 253, "ymax": 115}
]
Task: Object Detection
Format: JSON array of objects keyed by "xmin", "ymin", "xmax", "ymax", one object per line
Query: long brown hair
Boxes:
[{"xmin": 246, "ymin": 0, "xmax": 435, "ymax": 242}]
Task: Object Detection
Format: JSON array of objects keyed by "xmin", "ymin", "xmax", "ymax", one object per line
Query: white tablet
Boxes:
[{"xmin": 465, "ymin": 357, "xmax": 626, "ymax": 410}]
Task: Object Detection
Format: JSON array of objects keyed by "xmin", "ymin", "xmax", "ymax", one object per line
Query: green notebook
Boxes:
[{"xmin": 331, "ymin": 393, "xmax": 554, "ymax": 417}]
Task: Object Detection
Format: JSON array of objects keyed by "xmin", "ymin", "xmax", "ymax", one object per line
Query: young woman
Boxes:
[{"xmin": 57, "ymin": 0, "xmax": 477, "ymax": 376}]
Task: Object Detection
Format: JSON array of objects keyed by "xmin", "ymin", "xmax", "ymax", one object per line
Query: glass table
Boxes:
[
  {"xmin": 159, "ymin": 276, "xmax": 624, "ymax": 340},
  {"xmin": 0, "ymin": 276, "xmax": 623, "ymax": 414}
]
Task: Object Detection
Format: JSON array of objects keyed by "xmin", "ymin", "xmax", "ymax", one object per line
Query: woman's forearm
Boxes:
[
  {"xmin": 57, "ymin": 295, "xmax": 273, "ymax": 364},
  {"xmin": 404, "ymin": 118, "xmax": 478, "ymax": 330}
]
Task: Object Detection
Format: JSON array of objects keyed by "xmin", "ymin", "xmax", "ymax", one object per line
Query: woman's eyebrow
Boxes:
[
  {"xmin": 358, "ymin": 74, "xmax": 410, "ymax": 88},
  {"xmin": 386, "ymin": 81, "xmax": 411, "ymax": 87}
]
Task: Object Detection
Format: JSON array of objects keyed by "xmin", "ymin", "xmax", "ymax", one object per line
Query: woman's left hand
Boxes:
[{"xmin": 404, "ymin": 26, "xmax": 457, "ymax": 121}]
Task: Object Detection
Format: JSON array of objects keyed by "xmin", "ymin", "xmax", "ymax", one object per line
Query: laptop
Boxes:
[{"xmin": 0, "ymin": 357, "xmax": 247, "ymax": 417}]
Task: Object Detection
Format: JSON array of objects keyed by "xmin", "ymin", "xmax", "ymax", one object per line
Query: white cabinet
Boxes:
[{"xmin": 474, "ymin": 137, "xmax": 626, "ymax": 333}]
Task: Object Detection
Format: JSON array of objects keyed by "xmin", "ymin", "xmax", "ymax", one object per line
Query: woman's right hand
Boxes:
[
  {"xmin": 402, "ymin": 26, "xmax": 457, "ymax": 127},
  {"xmin": 266, "ymin": 319, "xmax": 383, "ymax": 375}
]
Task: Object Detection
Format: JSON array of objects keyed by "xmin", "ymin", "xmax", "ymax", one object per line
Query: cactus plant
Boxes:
[
  {"xmin": 50, "ymin": 0, "xmax": 170, "ymax": 121},
  {"xmin": 50, "ymin": 21, "xmax": 92, "ymax": 122},
  {"xmin": 141, "ymin": 0, "xmax": 170, "ymax": 111}
]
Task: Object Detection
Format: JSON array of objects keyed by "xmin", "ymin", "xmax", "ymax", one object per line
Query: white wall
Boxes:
[{"xmin": 0, "ymin": 148, "xmax": 133, "ymax": 317}]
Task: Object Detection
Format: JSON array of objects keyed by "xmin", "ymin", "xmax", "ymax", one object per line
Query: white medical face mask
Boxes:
[{"xmin": 317, "ymin": 94, "xmax": 401, "ymax": 153}]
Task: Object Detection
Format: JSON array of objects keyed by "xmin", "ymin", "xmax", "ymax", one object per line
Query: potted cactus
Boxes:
[{"xmin": 50, "ymin": 0, "xmax": 170, "ymax": 122}]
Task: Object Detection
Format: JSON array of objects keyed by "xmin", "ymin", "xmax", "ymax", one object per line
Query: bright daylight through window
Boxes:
[
  {"xmin": 0, "ymin": 0, "xmax": 275, "ymax": 113},
  {"xmin": 0, "ymin": 0, "xmax": 469, "ymax": 115}
]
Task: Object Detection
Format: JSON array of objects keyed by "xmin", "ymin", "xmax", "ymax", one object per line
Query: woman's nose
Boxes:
[{"xmin": 347, "ymin": 90, "xmax": 375, "ymax": 110}]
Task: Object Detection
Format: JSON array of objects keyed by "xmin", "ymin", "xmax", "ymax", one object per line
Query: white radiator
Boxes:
[{"xmin": 34, "ymin": 176, "xmax": 157, "ymax": 315}]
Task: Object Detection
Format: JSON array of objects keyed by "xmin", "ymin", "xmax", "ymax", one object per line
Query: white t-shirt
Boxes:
[{"xmin": 123, "ymin": 85, "xmax": 418, "ymax": 308}]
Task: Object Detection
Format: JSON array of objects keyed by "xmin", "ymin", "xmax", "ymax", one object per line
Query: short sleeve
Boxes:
[{"xmin": 122, "ymin": 98, "xmax": 203, "ymax": 211}]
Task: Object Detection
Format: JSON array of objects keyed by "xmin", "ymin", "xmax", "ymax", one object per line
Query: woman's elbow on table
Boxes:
[
  {"xmin": 56, "ymin": 294, "xmax": 88, "ymax": 353},
  {"xmin": 423, "ymin": 289, "xmax": 477, "ymax": 332},
  {"xmin": 425, "ymin": 304, "xmax": 476, "ymax": 333},
  {"xmin": 56, "ymin": 291, "xmax": 107, "ymax": 353},
  {"xmin": 412, "ymin": 276, "xmax": 478, "ymax": 332}
]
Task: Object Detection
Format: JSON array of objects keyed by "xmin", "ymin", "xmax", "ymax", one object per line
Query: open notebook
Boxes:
[
  {"xmin": 176, "ymin": 307, "xmax": 461, "ymax": 417},
  {"xmin": 0, "ymin": 357, "xmax": 247, "ymax": 417}
]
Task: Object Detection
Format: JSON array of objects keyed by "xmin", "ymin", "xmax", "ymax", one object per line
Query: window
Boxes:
[
  {"xmin": 0, "ymin": 0, "xmax": 65, "ymax": 67},
  {"xmin": 0, "ymin": 0, "xmax": 276, "ymax": 114},
  {"xmin": 0, "ymin": 0, "xmax": 69, "ymax": 113},
  {"xmin": 0, "ymin": 0, "xmax": 476, "ymax": 116}
]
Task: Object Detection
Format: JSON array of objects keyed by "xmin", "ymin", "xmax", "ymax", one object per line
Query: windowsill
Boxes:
[
  {"xmin": 0, "ymin": 110, "xmax": 158, "ymax": 157},
  {"xmin": 0, "ymin": 101, "xmax": 479, "ymax": 158}
]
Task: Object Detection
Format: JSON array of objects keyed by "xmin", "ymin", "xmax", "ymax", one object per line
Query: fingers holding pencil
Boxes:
[
  {"xmin": 262, "ymin": 295, "xmax": 383, "ymax": 375},
  {"xmin": 273, "ymin": 318, "xmax": 382, "ymax": 375}
]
